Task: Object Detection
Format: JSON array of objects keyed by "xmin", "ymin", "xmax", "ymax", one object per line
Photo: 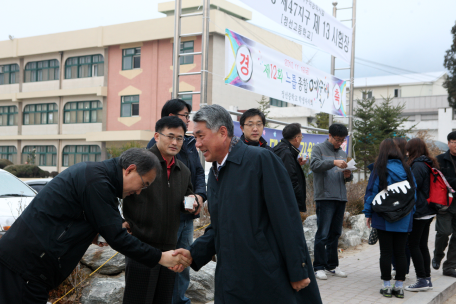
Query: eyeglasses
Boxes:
[
  {"xmin": 158, "ymin": 132, "xmax": 184, "ymax": 142},
  {"xmin": 332, "ymin": 137, "xmax": 345, "ymax": 144},
  {"xmin": 139, "ymin": 174, "xmax": 149, "ymax": 190},
  {"xmin": 174, "ymin": 113, "xmax": 190, "ymax": 120},
  {"xmin": 450, "ymin": 141, "xmax": 456, "ymax": 145},
  {"xmin": 244, "ymin": 123, "xmax": 263, "ymax": 128}
]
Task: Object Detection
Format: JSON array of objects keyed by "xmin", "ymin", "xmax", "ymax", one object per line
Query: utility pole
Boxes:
[
  {"xmin": 328, "ymin": 2, "xmax": 337, "ymax": 127},
  {"xmin": 348, "ymin": 0, "xmax": 356, "ymax": 158}
]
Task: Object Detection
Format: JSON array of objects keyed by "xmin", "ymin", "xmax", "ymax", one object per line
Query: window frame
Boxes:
[
  {"xmin": 180, "ymin": 41, "xmax": 194, "ymax": 65},
  {"xmin": 0, "ymin": 105, "xmax": 18, "ymax": 126},
  {"xmin": 23, "ymin": 103, "xmax": 58, "ymax": 125},
  {"xmin": 62, "ymin": 145, "xmax": 101, "ymax": 167},
  {"xmin": 22, "ymin": 145, "xmax": 57, "ymax": 166},
  {"xmin": 120, "ymin": 95, "xmax": 140, "ymax": 117},
  {"xmin": 64, "ymin": 101, "xmax": 103, "ymax": 124},
  {"xmin": 180, "ymin": 92, "xmax": 193, "ymax": 107},
  {"xmin": 0, "ymin": 64, "xmax": 20, "ymax": 85},
  {"xmin": 270, "ymin": 98, "xmax": 288, "ymax": 107},
  {"xmin": 24, "ymin": 60, "xmax": 59, "ymax": 83},
  {"xmin": 122, "ymin": 48, "xmax": 141, "ymax": 70},
  {"xmin": 362, "ymin": 91, "xmax": 373, "ymax": 100},
  {"xmin": 0, "ymin": 146, "xmax": 17, "ymax": 162},
  {"xmin": 65, "ymin": 54, "xmax": 104, "ymax": 79}
]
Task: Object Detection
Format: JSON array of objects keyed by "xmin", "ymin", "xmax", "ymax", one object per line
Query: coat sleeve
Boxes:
[
  {"xmin": 275, "ymin": 150, "xmax": 305, "ymax": 209},
  {"xmin": 310, "ymin": 145, "xmax": 334, "ymax": 173},
  {"xmin": 189, "ymin": 224, "xmax": 216, "ymax": 271},
  {"xmin": 260, "ymin": 151, "xmax": 309, "ymax": 282},
  {"xmin": 82, "ymin": 182, "xmax": 162, "ymax": 268},
  {"xmin": 146, "ymin": 138, "xmax": 156, "ymax": 149},
  {"xmin": 363, "ymin": 171, "xmax": 379, "ymax": 218},
  {"xmin": 437, "ymin": 156, "xmax": 456, "ymax": 189},
  {"xmin": 190, "ymin": 145, "xmax": 207, "ymax": 201}
]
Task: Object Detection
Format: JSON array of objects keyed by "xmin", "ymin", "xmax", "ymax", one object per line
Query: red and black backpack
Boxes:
[{"xmin": 425, "ymin": 163, "xmax": 455, "ymax": 213}]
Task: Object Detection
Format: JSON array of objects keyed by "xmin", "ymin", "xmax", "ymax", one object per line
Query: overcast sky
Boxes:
[{"xmin": 1, "ymin": 0, "xmax": 455, "ymax": 80}]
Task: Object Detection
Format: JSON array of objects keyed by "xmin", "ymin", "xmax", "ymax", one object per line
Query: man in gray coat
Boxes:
[{"xmin": 310, "ymin": 123, "xmax": 353, "ymax": 280}]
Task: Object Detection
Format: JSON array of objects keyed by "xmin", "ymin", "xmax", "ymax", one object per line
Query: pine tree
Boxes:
[
  {"xmin": 373, "ymin": 96, "xmax": 414, "ymax": 139},
  {"xmin": 443, "ymin": 21, "xmax": 456, "ymax": 108},
  {"xmin": 256, "ymin": 95, "xmax": 271, "ymax": 127},
  {"xmin": 309, "ymin": 112, "xmax": 329, "ymax": 134}
]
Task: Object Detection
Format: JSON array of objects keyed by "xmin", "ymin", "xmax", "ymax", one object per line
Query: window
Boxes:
[
  {"xmin": 122, "ymin": 48, "xmax": 141, "ymax": 70},
  {"xmin": 421, "ymin": 114, "xmax": 438, "ymax": 121},
  {"xmin": 180, "ymin": 92, "xmax": 193, "ymax": 107},
  {"xmin": 362, "ymin": 91, "xmax": 373, "ymax": 99},
  {"xmin": 65, "ymin": 55, "xmax": 104, "ymax": 79},
  {"xmin": 62, "ymin": 145, "xmax": 101, "ymax": 167},
  {"xmin": 0, "ymin": 64, "xmax": 20, "ymax": 85},
  {"xmin": 394, "ymin": 89, "xmax": 401, "ymax": 98},
  {"xmin": 270, "ymin": 98, "xmax": 288, "ymax": 107},
  {"xmin": 64, "ymin": 101, "xmax": 102, "ymax": 124},
  {"xmin": 121, "ymin": 95, "xmax": 139, "ymax": 117},
  {"xmin": 22, "ymin": 146, "xmax": 57, "ymax": 166},
  {"xmin": 23, "ymin": 103, "xmax": 58, "ymax": 125},
  {"xmin": 0, "ymin": 106, "xmax": 18, "ymax": 126},
  {"xmin": 0, "ymin": 146, "xmax": 17, "ymax": 162},
  {"xmin": 180, "ymin": 41, "xmax": 194, "ymax": 65},
  {"xmin": 24, "ymin": 60, "xmax": 59, "ymax": 82}
]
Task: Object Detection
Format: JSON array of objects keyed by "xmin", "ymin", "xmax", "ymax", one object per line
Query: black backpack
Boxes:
[{"xmin": 372, "ymin": 180, "xmax": 415, "ymax": 223}]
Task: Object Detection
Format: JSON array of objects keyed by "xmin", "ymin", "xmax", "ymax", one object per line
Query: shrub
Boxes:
[
  {"xmin": 0, "ymin": 159, "xmax": 13, "ymax": 169},
  {"xmin": 346, "ymin": 180, "xmax": 368, "ymax": 216},
  {"xmin": 51, "ymin": 171, "xmax": 59, "ymax": 177},
  {"xmin": 4, "ymin": 164, "xmax": 49, "ymax": 178}
]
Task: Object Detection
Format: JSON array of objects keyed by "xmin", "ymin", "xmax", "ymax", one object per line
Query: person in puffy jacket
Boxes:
[
  {"xmin": 363, "ymin": 138, "xmax": 416, "ymax": 299},
  {"xmin": 404, "ymin": 138, "xmax": 438, "ymax": 292}
]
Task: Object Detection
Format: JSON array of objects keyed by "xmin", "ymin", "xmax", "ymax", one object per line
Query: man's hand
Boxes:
[
  {"xmin": 168, "ymin": 249, "xmax": 193, "ymax": 272},
  {"xmin": 366, "ymin": 218, "xmax": 372, "ymax": 229},
  {"xmin": 122, "ymin": 221, "xmax": 132, "ymax": 235},
  {"xmin": 343, "ymin": 170, "xmax": 351, "ymax": 179},
  {"xmin": 91, "ymin": 234, "xmax": 109, "ymax": 248},
  {"xmin": 334, "ymin": 160, "xmax": 348, "ymax": 169},
  {"xmin": 195, "ymin": 195, "xmax": 203, "ymax": 215},
  {"xmin": 290, "ymin": 278, "xmax": 311, "ymax": 292},
  {"xmin": 298, "ymin": 155, "xmax": 308, "ymax": 166},
  {"xmin": 159, "ymin": 250, "xmax": 192, "ymax": 269},
  {"xmin": 184, "ymin": 195, "xmax": 198, "ymax": 213}
]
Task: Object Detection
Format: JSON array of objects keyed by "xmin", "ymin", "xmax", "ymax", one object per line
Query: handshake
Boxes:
[{"xmin": 159, "ymin": 248, "xmax": 193, "ymax": 273}]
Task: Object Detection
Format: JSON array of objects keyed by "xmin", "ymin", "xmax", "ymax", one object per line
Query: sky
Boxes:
[{"xmin": 1, "ymin": 0, "xmax": 455, "ymax": 80}]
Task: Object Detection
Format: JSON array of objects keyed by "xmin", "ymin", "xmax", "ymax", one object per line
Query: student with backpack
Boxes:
[
  {"xmin": 363, "ymin": 139, "xmax": 416, "ymax": 299},
  {"xmin": 404, "ymin": 138, "xmax": 438, "ymax": 291}
]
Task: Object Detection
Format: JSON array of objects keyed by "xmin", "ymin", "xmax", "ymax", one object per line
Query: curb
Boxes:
[{"xmin": 404, "ymin": 275, "xmax": 456, "ymax": 304}]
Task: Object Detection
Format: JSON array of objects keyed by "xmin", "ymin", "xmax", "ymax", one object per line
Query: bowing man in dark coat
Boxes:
[{"xmin": 172, "ymin": 105, "xmax": 322, "ymax": 304}]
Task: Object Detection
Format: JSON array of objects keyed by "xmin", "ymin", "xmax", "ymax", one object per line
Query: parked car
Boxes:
[
  {"xmin": 0, "ymin": 169, "xmax": 37, "ymax": 236},
  {"xmin": 25, "ymin": 178, "xmax": 53, "ymax": 193}
]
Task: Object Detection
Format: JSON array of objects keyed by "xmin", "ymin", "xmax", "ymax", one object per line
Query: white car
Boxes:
[{"xmin": 0, "ymin": 169, "xmax": 37, "ymax": 235}]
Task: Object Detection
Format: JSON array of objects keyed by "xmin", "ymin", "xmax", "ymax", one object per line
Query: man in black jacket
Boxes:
[
  {"xmin": 273, "ymin": 123, "xmax": 308, "ymax": 212},
  {"xmin": 433, "ymin": 131, "xmax": 456, "ymax": 277},
  {"xmin": 123, "ymin": 116, "xmax": 198, "ymax": 304},
  {"xmin": 146, "ymin": 99, "xmax": 207, "ymax": 304},
  {"xmin": 0, "ymin": 148, "xmax": 191, "ymax": 304},
  {"xmin": 239, "ymin": 108, "xmax": 273, "ymax": 151}
]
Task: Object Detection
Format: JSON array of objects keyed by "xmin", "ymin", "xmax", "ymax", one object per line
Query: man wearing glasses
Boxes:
[
  {"xmin": 239, "ymin": 108, "xmax": 273, "ymax": 151},
  {"xmin": 433, "ymin": 131, "xmax": 456, "ymax": 277},
  {"xmin": 310, "ymin": 123, "xmax": 352, "ymax": 280},
  {"xmin": 123, "ymin": 116, "xmax": 198, "ymax": 303},
  {"xmin": 147, "ymin": 99, "xmax": 207, "ymax": 304}
]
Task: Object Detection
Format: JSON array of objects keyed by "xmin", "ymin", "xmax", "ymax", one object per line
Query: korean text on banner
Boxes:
[
  {"xmin": 239, "ymin": 0, "xmax": 352, "ymax": 63},
  {"xmin": 225, "ymin": 29, "xmax": 347, "ymax": 117}
]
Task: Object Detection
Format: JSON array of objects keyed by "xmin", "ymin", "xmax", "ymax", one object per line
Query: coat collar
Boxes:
[
  {"xmin": 280, "ymin": 138, "xmax": 300, "ymax": 157},
  {"xmin": 444, "ymin": 150, "xmax": 454, "ymax": 162},
  {"xmin": 240, "ymin": 134, "xmax": 269, "ymax": 149},
  {"xmin": 149, "ymin": 144, "xmax": 181, "ymax": 170},
  {"xmin": 324, "ymin": 138, "xmax": 340, "ymax": 151},
  {"xmin": 111, "ymin": 158, "xmax": 124, "ymax": 199}
]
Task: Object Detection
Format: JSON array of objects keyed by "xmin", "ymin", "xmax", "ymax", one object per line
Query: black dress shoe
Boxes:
[
  {"xmin": 443, "ymin": 269, "xmax": 456, "ymax": 277},
  {"xmin": 432, "ymin": 257, "xmax": 441, "ymax": 270}
]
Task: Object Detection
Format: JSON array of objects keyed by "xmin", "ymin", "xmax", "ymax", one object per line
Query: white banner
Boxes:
[
  {"xmin": 239, "ymin": 0, "xmax": 352, "ymax": 63},
  {"xmin": 225, "ymin": 29, "xmax": 347, "ymax": 117}
]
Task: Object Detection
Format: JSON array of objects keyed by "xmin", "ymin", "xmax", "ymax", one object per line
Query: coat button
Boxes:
[{"xmin": 302, "ymin": 263, "xmax": 306, "ymax": 267}]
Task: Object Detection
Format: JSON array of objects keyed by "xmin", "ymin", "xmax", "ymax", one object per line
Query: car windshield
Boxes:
[{"xmin": 0, "ymin": 171, "xmax": 36, "ymax": 197}]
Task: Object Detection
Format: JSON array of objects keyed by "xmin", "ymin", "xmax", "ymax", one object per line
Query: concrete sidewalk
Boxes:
[{"xmin": 318, "ymin": 222, "xmax": 456, "ymax": 304}]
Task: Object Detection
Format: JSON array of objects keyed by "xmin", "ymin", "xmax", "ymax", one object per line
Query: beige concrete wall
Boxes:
[
  {"xmin": 0, "ymin": 84, "xmax": 20, "ymax": 95},
  {"xmin": 62, "ymin": 77, "xmax": 104, "ymax": 90},
  {"xmin": 62, "ymin": 123, "xmax": 102, "ymax": 135},
  {"xmin": 401, "ymin": 84, "xmax": 433, "ymax": 97},
  {"xmin": 433, "ymin": 75, "xmax": 448, "ymax": 96},
  {"xmin": 22, "ymin": 81, "xmax": 60, "ymax": 93},
  {"xmin": 0, "ymin": 126, "xmax": 19, "ymax": 136},
  {"xmin": 22, "ymin": 125, "xmax": 59, "ymax": 136},
  {"xmin": 352, "ymin": 86, "xmax": 400, "ymax": 100}
]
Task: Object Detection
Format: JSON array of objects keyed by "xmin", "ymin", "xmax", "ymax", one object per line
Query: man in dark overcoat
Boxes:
[{"xmin": 173, "ymin": 105, "xmax": 322, "ymax": 304}]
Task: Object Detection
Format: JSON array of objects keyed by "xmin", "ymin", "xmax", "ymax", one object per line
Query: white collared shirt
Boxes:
[{"xmin": 217, "ymin": 153, "xmax": 229, "ymax": 171}]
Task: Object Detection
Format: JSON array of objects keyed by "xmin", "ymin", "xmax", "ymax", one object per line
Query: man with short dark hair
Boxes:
[
  {"xmin": 433, "ymin": 131, "xmax": 456, "ymax": 277},
  {"xmin": 239, "ymin": 108, "xmax": 273, "ymax": 151},
  {"xmin": 123, "ymin": 116, "xmax": 198, "ymax": 304},
  {"xmin": 147, "ymin": 99, "xmax": 207, "ymax": 304},
  {"xmin": 274, "ymin": 123, "xmax": 308, "ymax": 212},
  {"xmin": 0, "ymin": 148, "xmax": 191, "ymax": 304},
  {"xmin": 310, "ymin": 123, "xmax": 353, "ymax": 280},
  {"xmin": 173, "ymin": 105, "xmax": 322, "ymax": 304}
]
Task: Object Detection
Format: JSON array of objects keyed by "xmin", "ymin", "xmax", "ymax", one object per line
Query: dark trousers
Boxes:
[
  {"xmin": 377, "ymin": 229, "xmax": 408, "ymax": 281},
  {"xmin": 409, "ymin": 218, "xmax": 433, "ymax": 278},
  {"xmin": 123, "ymin": 257, "xmax": 176, "ymax": 304},
  {"xmin": 434, "ymin": 211, "xmax": 456, "ymax": 271},
  {"xmin": 313, "ymin": 200, "xmax": 346, "ymax": 271},
  {"xmin": 391, "ymin": 236, "xmax": 411, "ymax": 274},
  {"xmin": 0, "ymin": 265, "xmax": 49, "ymax": 304}
]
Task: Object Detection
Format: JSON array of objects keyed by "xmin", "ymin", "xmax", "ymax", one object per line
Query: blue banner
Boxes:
[{"xmin": 233, "ymin": 121, "xmax": 349, "ymax": 158}]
